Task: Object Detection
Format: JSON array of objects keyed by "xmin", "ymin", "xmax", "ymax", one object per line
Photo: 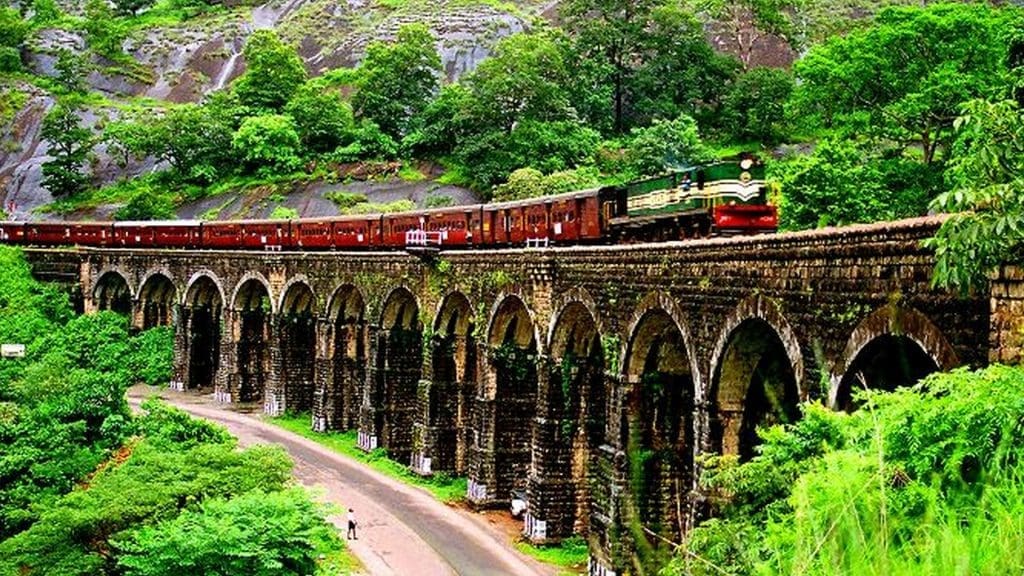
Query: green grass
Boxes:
[
  {"xmin": 269, "ymin": 413, "xmax": 468, "ymax": 504},
  {"xmin": 516, "ymin": 536, "xmax": 588, "ymax": 573},
  {"xmin": 397, "ymin": 162, "xmax": 427, "ymax": 182}
]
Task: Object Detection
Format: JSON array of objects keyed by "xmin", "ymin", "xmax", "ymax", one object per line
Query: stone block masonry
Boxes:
[{"xmin": 26, "ymin": 216, "xmax": 1005, "ymax": 575}]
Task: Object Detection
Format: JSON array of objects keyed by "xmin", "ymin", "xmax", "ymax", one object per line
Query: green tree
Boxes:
[
  {"xmin": 561, "ymin": 0, "xmax": 736, "ymax": 133},
  {"xmin": 41, "ymin": 103, "xmax": 92, "ymax": 197},
  {"xmin": 624, "ymin": 114, "xmax": 709, "ymax": 177},
  {"xmin": 464, "ymin": 31, "xmax": 573, "ymax": 134},
  {"xmin": 0, "ymin": 7, "xmax": 27, "ymax": 71},
  {"xmin": 792, "ymin": 3, "xmax": 1018, "ymax": 164},
  {"xmin": 83, "ymin": 0, "xmax": 124, "ymax": 57},
  {"xmin": 353, "ymin": 24, "xmax": 441, "ymax": 141},
  {"xmin": 720, "ymin": 67, "xmax": 794, "ymax": 144},
  {"xmin": 112, "ymin": 0, "xmax": 155, "ymax": 16},
  {"xmin": 114, "ymin": 186, "xmax": 176, "ymax": 220},
  {"xmin": 771, "ymin": 139, "xmax": 935, "ymax": 230},
  {"xmin": 54, "ymin": 49, "xmax": 87, "ymax": 94},
  {"xmin": 284, "ymin": 86, "xmax": 354, "ymax": 153},
  {"xmin": 29, "ymin": 0, "xmax": 61, "ymax": 26},
  {"xmin": 234, "ymin": 30, "xmax": 307, "ymax": 112},
  {"xmin": 403, "ymin": 82, "xmax": 473, "ymax": 158},
  {"xmin": 689, "ymin": 0, "xmax": 800, "ymax": 70},
  {"xmin": 926, "ymin": 99, "xmax": 1024, "ymax": 293},
  {"xmin": 115, "ymin": 489, "xmax": 337, "ymax": 576},
  {"xmin": 232, "ymin": 114, "xmax": 303, "ymax": 174},
  {"xmin": 145, "ymin": 103, "xmax": 236, "ymax": 183}
]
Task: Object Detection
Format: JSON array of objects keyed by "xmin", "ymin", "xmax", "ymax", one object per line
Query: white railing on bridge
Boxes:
[{"xmin": 405, "ymin": 229, "xmax": 443, "ymax": 247}]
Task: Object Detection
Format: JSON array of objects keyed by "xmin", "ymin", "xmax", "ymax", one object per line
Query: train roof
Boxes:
[{"xmin": 114, "ymin": 220, "xmax": 202, "ymax": 226}]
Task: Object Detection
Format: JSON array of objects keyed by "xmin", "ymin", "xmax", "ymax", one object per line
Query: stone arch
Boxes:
[
  {"xmin": 545, "ymin": 294, "xmax": 607, "ymax": 537},
  {"xmin": 231, "ymin": 273, "xmax": 275, "ymax": 314},
  {"xmin": 182, "ymin": 274, "xmax": 223, "ymax": 391},
  {"xmin": 486, "ymin": 293, "xmax": 540, "ymax": 353},
  {"xmin": 421, "ymin": 291, "xmax": 477, "ymax": 475},
  {"xmin": 833, "ymin": 306, "xmax": 957, "ymax": 411},
  {"xmin": 323, "ymin": 284, "xmax": 368, "ymax": 431},
  {"xmin": 278, "ymin": 279, "xmax": 317, "ymax": 413},
  {"xmin": 183, "ymin": 271, "xmax": 225, "ymax": 308},
  {"xmin": 232, "ymin": 276, "xmax": 273, "ymax": 404},
  {"xmin": 380, "ymin": 286, "xmax": 420, "ymax": 331},
  {"xmin": 708, "ymin": 295, "xmax": 802, "ymax": 462},
  {"xmin": 138, "ymin": 271, "xmax": 177, "ymax": 329},
  {"xmin": 547, "ymin": 287, "xmax": 604, "ymax": 359},
  {"xmin": 93, "ymin": 269, "xmax": 132, "ymax": 315},
  {"xmin": 619, "ymin": 291, "xmax": 697, "ymax": 546},
  {"xmin": 278, "ymin": 276, "xmax": 316, "ymax": 315},
  {"xmin": 368, "ymin": 285, "xmax": 423, "ymax": 462},
  {"xmin": 327, "ymin": 284, "xmax": 366, "ymax": 323}
]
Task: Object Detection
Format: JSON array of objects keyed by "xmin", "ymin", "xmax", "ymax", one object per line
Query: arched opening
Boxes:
[
  {"xmin": 94, "ymin": 271, "xmax": 131, "ymax": 315},
  {"xmin": 622, "ymin": 308, "xmax": 693, "ymax": 546},
  {"xmin": 836, "ymin": 335, "xmax": 939, "ymax": 411},
  {"xmin": 487, "ymin": 296, "xmax": 538, "ymax": 504},
  {"xmin": 233, "ymin": 279, "xmax": 272, "ymax": 404},
  {"xmin": 139, "ymin": 274, "xmax": 176, "ymax": 329},
  {"xmin": 327, "ymin": 285, "xmax": 366, "ymax": 431},
  {"xmin": 427, "ymin": 292, "xmax": 476, "ymax": 474},
  {"xmin": 373, "ymin": 287, "xmax": 422, "ymax": 462},
  {"xmin": 710, "ymin": 319, "xmax": 799, "ymax": 462},
  {"xmin": 548, "ymin": 302, "xmax": 606, "ymax": 536},
  {"xmin": 184, "ymin": 276, "xmax": 222, "ymax": 391},
  {"xmin": 279, "ymin": 282, "xmax": 316, "ymax": 414}
]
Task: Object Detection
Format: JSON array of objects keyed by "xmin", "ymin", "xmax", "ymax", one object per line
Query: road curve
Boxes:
[{"xmin": 128, "ymin": 390, "xmax": 553, "ymax": 576}]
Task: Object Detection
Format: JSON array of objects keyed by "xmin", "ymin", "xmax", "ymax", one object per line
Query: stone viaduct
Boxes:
[{"xmin": 25, "ymin": 216, "xmax": 1022, "ymax": 575}]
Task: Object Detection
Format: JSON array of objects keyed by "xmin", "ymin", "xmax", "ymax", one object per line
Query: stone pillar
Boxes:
[
  {"xmin": 170, "ymin": 304, "xmax": 189, "ymax": 391},
  {"xmin": 215, "ymin": 308, "xmax": 237, "ymax": 403},
  {"xmin": 467, "ymin": 341, "xmax": 499, "ymax": 507},
  {"xmin": 588, "ymin": 374, "xmax": 630, "ymax": 576},
  {"xmin": 313, "ymin": 317, "xmax": 335, "ymax": 432},
  {"xmin": 411, "ymin": 335, "xmax": 463, "ymax": 475},
  {"xmin": 130, "ymin": 299, "xmax": 145, "ymax": 331},
  {"xmin": 358, "ymin": 325, "xmax": 384, "ymax": 451},
  {"xmin": 526, "ymin": 356, "xmax": 573, "ymax": 543},
  {"xmin": 991, "ymin": 265, "xmax": 1024, "ymax": 365},
  {"xmin": 265, "ymin": 315, "xmax": 285, "ymax": 415}
]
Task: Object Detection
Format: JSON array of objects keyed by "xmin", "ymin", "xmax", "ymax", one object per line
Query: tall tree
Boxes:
[
  {"xmin": 792, "ymin": 3, "xmax": 1018, "ymax": 164},
  {"xmin": 561, "ymin": 0, "xmax": 737, "ymax": 133},
  {"xmin": 41, "ymin": 103, "xmax": 93, "ymax": 197},
  {"xmin": 234, "ymin": 30, "xmax": 307, "ymax": 112},
  {"xmin": 353, "ymin": 24, "xmax": 441, "ymax": 141},
  {"xmin": 690, "ymin": 0, "xmax": 799, "ymax": 71},
  {"xmin": 464, "ymin": 31, "xmax": 573, "ymax": 134},
  {"xmin": 561, "ymin": 0, "xmax": 659, "ymax": 134},
  {"xmin": 925, "ymin": 99, "xmax": 1024, "ymax": 293}
]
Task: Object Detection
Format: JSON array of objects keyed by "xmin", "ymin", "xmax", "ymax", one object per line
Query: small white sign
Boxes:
[{"xmin": 1, "ymin": 344, "xmax": 25, "ymax": 358}]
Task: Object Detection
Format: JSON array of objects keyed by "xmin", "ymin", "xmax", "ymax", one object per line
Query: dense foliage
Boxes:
[
  {"xmin": 672, "ymin": 364, "xmax": 1024, "ymax": 576},
  {"xmin": 0, "ymin": 247, "xmax": 343, "ymax": 575}
]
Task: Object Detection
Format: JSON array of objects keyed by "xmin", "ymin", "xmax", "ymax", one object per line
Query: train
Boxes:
[{"xmin": 0, "ymin": 159, "xmax": 777, "ymax": 251}]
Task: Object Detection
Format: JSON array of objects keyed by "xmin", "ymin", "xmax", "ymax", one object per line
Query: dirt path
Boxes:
[{"xmin": 128, "ymin": 388, "xmax": 555, "ymax": 576}]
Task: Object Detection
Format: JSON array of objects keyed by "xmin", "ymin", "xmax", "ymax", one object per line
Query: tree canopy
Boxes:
[
  {"xmin": 792, "ymin": 3, "xmax": 1019, "ymax": 164},
  {"xmin": 234, "ymin": 30, "xmax": 307, "ymax": 112}
]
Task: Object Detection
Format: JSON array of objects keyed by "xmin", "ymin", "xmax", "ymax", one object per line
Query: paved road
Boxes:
[{"xmin": 128, "ymin": 390, "xmax": 553, "ymax": 576}]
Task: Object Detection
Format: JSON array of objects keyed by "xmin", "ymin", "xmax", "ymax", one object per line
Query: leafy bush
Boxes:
[
  {"xmin": 324, "ymin": 191, "xmax": 367, "ymax": 212},
  {"xmin": 115, "ymin": 488, "xmax": 339, "ymax": 576},
  {"xmin": 232, "ymin": 114, "xmax": 303, "ymax": 175},
  {"xmin": 115, "ymin": 187, "xmax": 176, "ymax": 221},
  {"xmin": 624, "ymin": 114, "xmax": 709, "ymax": 178},
  {"xmin": 425, "ymin": 194, "xmax": 454, "ymax": 208},
  {"xmin": 675, "ymin": 365, "xmax": 1024, "ymax": 576},
  {"xmin": 770, "ymin": 139, "xmax": 937, "ymax": 230},
  {"xmin": 285, "ymin": 87, "xmax": 354, "ymax": 153}
]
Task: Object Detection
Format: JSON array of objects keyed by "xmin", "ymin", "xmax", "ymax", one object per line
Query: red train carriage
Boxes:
[
  {"xmin": 383, "ymin": 213, "xmax": 423, "ymax": 247},
  {"xmin": 293, "ymin": 219, "xmax": 333, "ymax": 249},
  {"xmin": 0, "ymin": 222, "xmax": 25, "ymax": 244},
  {"xmin": 423, "ymin": 207, "xmax": 474, "ymax": 246},
  {"xmin": 69, "ymin": 223, "xmax": 113, "ymax": 246},
  {"xmin": 114, "ymin": 221, "xmax": 201, "ymax": 248},
  {"xmin": 332, "ymin": 216, "xmax": 380, "ymax": 249},
  {"xmin": 201, "ymin": 222, "xmax": 243, "ymax": 249},
  {"xmin": 26, "ymin": 222, "xmax": 72, "ymax": 245},
  {"xmin": 238, "ymin": 220, "xmax": 292, "ymax": 250}
]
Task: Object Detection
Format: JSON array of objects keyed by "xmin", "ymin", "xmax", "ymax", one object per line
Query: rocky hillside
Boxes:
[{"xmin": 1, "ymin": 0, "xmax": 551, "ymax": 219}]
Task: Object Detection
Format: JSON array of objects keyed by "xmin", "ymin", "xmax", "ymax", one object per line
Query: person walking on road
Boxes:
[{"xmin": 347, "ymin": 508, "xmax": 358, "ymax": 540}]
